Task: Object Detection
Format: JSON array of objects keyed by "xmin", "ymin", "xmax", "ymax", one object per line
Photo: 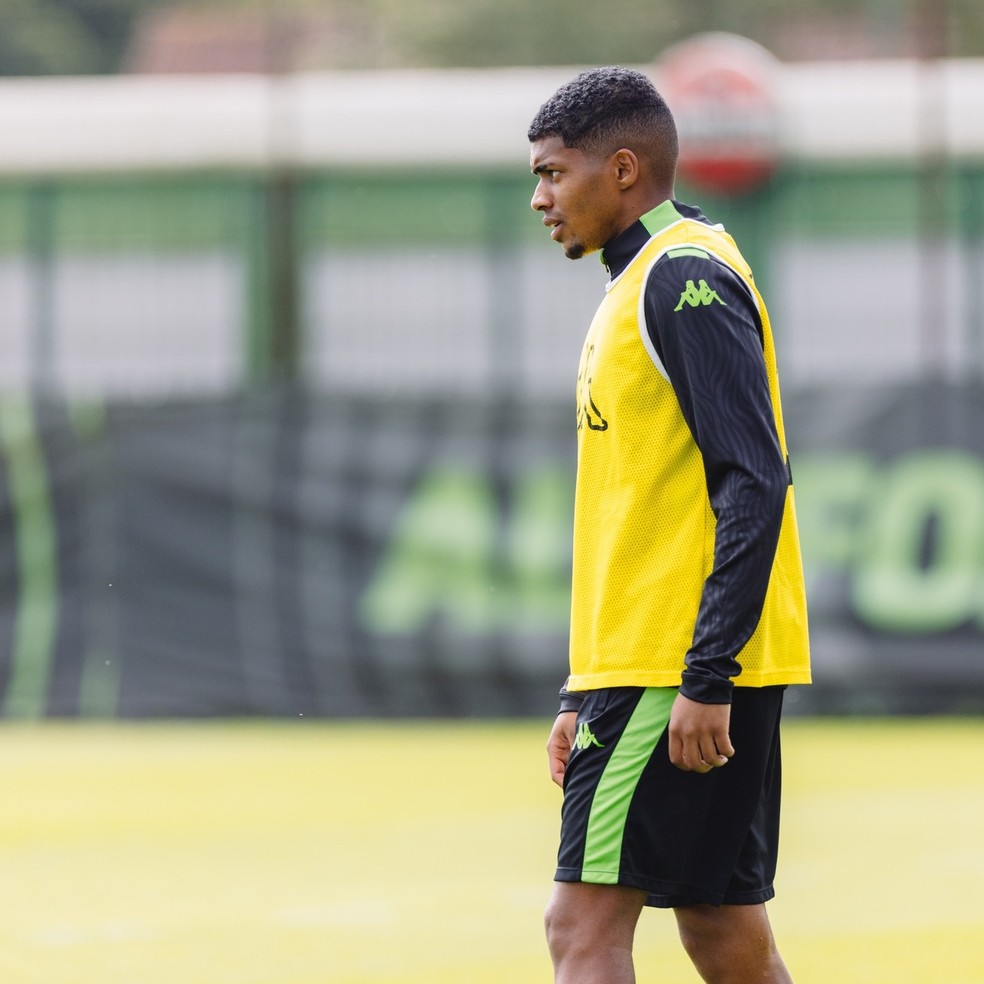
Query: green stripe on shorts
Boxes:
[{"xmin": 581, "ymin": 688, "xmax": 676, "ymax": 882}]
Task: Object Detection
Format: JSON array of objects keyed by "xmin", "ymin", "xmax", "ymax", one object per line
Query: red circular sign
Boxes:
[{"xmin": 657, "ymin": 33, "xmax": 782, "ymax": 196}]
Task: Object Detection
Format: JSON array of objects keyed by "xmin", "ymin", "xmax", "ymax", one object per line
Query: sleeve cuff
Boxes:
[
  {"xmin": 679, "ymin": 672, "xmax": 734, "ymax": 705},
  {"xmin": 558, "ymin": 688, "xmax": 586, "ymax": 714}
]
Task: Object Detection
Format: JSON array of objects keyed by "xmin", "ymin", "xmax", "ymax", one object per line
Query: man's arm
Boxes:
[{"xmin": 644, "ymin": 252, "xmax": 789, "ymax": 768}]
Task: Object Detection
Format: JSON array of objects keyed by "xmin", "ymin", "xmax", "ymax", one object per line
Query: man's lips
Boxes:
[{"xmin": 545, "ymin": 219, "xmax": 563, "ymax": 240}]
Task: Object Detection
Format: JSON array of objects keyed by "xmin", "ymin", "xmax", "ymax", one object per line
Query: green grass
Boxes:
[{"xmin": 0, "ymin": 718, "xmax": 981, "ymax": 983}]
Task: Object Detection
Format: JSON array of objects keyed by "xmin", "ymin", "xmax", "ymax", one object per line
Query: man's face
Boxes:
[{"xmin": 530, "ymin": 136, "xmax": 623, "ymax": 260}]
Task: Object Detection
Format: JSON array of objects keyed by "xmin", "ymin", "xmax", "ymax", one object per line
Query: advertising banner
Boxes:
[{"xmin": 1, "ymin": 383, "xmax": 982, "ymax": 718}]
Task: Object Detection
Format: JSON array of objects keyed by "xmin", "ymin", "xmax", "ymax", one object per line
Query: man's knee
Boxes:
[
  {"xmin": 675, "ymin": 904, "xmax": 780, "ymax": 981},
  {"xmin": 545, "ymin": 883, "xmax": 645, "ymax": 962},
  {"xmin": 544, "ymin": 887, "xmax": 579, "ymax": 959},
  {"xmin": 543, "ymin": 884, "xmax": 602, "ymax": 961}
]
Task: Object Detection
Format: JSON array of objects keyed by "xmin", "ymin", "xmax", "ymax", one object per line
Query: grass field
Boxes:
[{"xmin": 0, "ymin": 718, "xmax": 982, "ymax": 984}]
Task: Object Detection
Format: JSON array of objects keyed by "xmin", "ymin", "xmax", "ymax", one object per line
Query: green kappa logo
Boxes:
[
  {"xmin": 674, "ymin": 279, "xmax": 726, "ymax": 312},
  {"xmin": 574, "ymin": 722, "xmax": 604, "ymax": 750}
]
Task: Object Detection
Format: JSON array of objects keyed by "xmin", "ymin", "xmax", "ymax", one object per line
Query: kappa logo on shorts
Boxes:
[{"xmin": 574, "ymin": 722, "xmax": 604, "ymax": 750}]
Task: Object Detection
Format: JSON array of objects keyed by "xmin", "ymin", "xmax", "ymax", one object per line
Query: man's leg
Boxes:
[
  {"xmin": 673, "ymin": 903, "xmax": 792, "ymax": 984},
  {"xmin": 545, "ymin": 882, "xmax": 647, "ymax": 984}
]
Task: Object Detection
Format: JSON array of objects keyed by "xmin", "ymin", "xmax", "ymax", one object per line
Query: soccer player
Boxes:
[{"xmin": 528, "ymin": 67, "xmax": 811, "ymax": 984}]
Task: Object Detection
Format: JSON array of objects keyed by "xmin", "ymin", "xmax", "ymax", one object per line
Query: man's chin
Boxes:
[{"xmin": 564, "ymin": 241, "xmax": 587, "ymax": 260}]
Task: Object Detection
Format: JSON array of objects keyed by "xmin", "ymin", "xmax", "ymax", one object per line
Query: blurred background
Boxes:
[
  {"xmin": 3, "ymin": 5, "xmax": 984, "ymax": 984},
  {"xmin": 2, "ymin": 0, "xmax": 984, "ymax": 721}
]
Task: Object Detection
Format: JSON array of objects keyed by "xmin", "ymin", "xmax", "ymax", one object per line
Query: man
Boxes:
[{"xmin": 528, "ymin": 67, "xmax": 811, "ymax": 984}]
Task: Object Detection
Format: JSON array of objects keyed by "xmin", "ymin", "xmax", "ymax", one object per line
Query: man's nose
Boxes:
[{"xmin": 531, "ymin": 181, "xmax": 549, "ymax": 212}]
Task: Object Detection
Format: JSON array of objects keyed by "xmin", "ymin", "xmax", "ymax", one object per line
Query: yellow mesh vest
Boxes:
[{"xmin": 567, "ymin": 215, "xmax": 811, "ymax": 691}]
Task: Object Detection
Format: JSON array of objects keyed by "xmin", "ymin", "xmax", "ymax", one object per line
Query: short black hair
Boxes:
[{"xmin": 528, "ymin": 66, "xmax": 678, "ymax": 180}]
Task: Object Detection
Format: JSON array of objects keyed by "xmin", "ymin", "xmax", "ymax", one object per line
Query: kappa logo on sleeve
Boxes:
[{"xmin": 673, "ymin": 279, "xmax": 726, "ymax": 312}]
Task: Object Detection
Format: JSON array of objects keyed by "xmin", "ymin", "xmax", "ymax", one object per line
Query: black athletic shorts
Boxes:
[{"xmin": 555, "ymin": 685, "xmax": 785, "ymax": 908}]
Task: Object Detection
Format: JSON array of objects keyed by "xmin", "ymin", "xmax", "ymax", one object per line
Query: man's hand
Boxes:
[
  {"xmin": 546, "ymin": 711, "xmax": 578, "ymax": 787},
  {"xmin": 668, "ymin": 692, "xmax": 734, "ymax": 773}
]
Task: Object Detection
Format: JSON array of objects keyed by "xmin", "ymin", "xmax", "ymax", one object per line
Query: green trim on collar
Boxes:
[{"xmin": 639, "ymin": 199, "xmax": 685, "ymax": 237}]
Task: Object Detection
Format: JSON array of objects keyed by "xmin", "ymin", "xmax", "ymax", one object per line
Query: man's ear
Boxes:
[{"xmin": 612, "ymin": 149, "xmax": 640, "ymax": 189}]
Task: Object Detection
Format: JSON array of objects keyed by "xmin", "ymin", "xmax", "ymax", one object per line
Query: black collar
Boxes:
[{"xmin": 601, "ymin": 200, "xmax": 713, "ymax": 280}]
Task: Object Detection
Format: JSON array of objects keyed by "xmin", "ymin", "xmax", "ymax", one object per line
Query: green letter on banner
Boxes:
[
  {"xmin": 0, "ymin": 397, "xmax": 58, "ymax": 718},
  {"xmin": 505, "ymin": 466, "xmax": 572, "ymax": 632},
  {"xmin": 853, "ymin": 450, "xmax": 984, "ymax": 632},
  {"xmin": 360, "ymin": 467, "xmax": 498, "ymax": 633},
  {"xmin": 792, "ymin": 453, "xmax": 875, "ymax": 583}
]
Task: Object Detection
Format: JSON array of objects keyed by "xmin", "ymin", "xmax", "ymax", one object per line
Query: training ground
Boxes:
[{"xmin": 0, "ymin": 718, "xmax": 981, "ymax": 983}]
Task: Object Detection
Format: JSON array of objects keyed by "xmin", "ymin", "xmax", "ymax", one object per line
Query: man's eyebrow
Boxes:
[{"xmin": 531, "ymin": 162, "xmax": 556, "ymax": 175}]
